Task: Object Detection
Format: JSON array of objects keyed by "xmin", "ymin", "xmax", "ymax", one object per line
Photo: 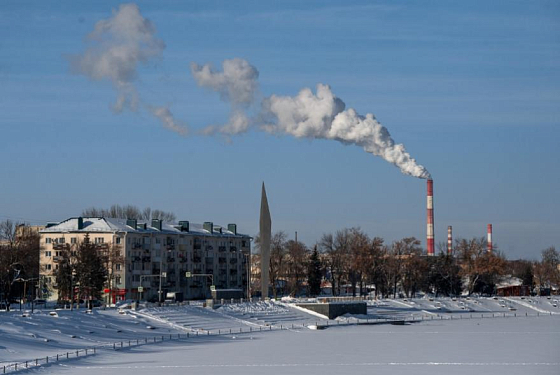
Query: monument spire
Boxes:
[{"xmin": 259, "ymin": 182, "xmax": 271, "ymax": 299}]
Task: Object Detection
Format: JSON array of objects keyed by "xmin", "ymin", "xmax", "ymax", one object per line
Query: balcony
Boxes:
[
  {"xmin": 132, "ymin": 243, "xmax": 142, "ymax": 249},
  {"xmin": 193, "ymin": 256, "xmax": 202, "ymax": 263},
  {"xmin": 166, "ymin": 257, "xmax": 175, "ymax": 263},
  {"xmin": 218, "ymin": 257, "xmax": 227, "ymax": 264},
  {"xmin": 166, "ymin": 244, "xmax": 175, "ymax": 250},
  {"xmin": 218, "ymin": 246, "xmax": 226, "ymax": 252},
  {"xmin": 230, "ymin": 258, "xmax": 238, "ymax": 265},
  {"xmin": 142, "ymin": 256, "xmax": 151, "ymax": 263},
  {"xmin": 230, "ymin": 246, "xmax": 237, "ymax": 252},
  {"xmin": 52, "ymin": 256, "xmax": 61, "ymax": 262}
]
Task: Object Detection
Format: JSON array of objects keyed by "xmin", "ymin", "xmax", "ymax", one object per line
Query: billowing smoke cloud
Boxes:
[
  {"xmin": 191, "ymin": 58, "xmax": 258, "ymax": 136},
  {"xmin": 70, "ymin": 3, "xmax": 188, "ymax": 135},
  {"xmin": 263, "ymin": 84, "xmax": 431, "ymax": 179},
  {"xmin": 191, "ymin": 58, "xmax": 259, "ymax": 106},
  {"xmin": 191, "ymin": 58, "xmax": 430, "ymax": 179},
  {"xmin": 149, "ymin": 106, "xmax": 188, "ymax": 136}
]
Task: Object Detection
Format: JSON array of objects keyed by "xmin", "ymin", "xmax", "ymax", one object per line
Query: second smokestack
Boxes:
[
  {"xmin": 427, "ymin": 179, "xmax": 434, "ymax": 256},
  {"xmin": 447, "ymin": 225, "xmax": 452, "ymax": 256},
  {"xmin": 487, "ymin": 224, "xmax": 493, "ymax": 252}
]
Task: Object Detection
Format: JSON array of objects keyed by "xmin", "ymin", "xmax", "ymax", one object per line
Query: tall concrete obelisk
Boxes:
[{"xmin": 259, "ymin": 182, "xmax": 271, "ymax": 299}]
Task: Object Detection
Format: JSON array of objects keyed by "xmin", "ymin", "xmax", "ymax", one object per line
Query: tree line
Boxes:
[
  {"xmin": 82, "ymin": 204, "xmax": 176, "ymax": 222},
  {"xmin": 253, "ymin": 228, "xmax": 560, "ymax": 298}
]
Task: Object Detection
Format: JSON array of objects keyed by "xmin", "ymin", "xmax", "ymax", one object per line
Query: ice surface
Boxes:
[{"xmin": 1, "ymin": 298, "xmax": 559, "ymax": 374}]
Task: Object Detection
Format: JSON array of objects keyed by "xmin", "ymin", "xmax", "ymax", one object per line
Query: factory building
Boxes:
[{"xmin": 39, "ymin": 217, "xmax": 251, "ymax": 303}]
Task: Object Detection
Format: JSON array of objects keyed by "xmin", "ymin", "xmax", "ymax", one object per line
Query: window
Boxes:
[
  {"xmin": 46, "ymin": 238, "xmax": 52, "ymax": 244},
  {"xmin": 116, "ymin": 264, "xmax": 122, "ymax": 271},
  {"xmin": 116, "ymin": 237, "xmax": 121, "ymax": 244},
  {"xmin": 95, "ymin": 237, "xmax": 104, "ymax": 244},
  {"xmin": 59, "ymin": 238, "xmax": 65, "ymax": 244},
  {"xmin": 116, "ymin": 276, "xmax": 122, "ymax": 284},
  {"xmin": 71, "ymin": 251, "xmax": 77, "ymax": 257},
  {"xmin": 71, "ymin": 237, "xmax": 77, "ymax": 244},
  {"xmin": 45, "ymin": 251, "xmax": 51, "ymax": 257},
  {"xmin": 55, "ymin": 251, "xmax": 60, "ymax": 257},
  {"xmin": 46, "ymin": 264, "xmax": 52, "ymax": 270},
  {"xmin": 155, "ymin": 238, "xmax": 161, "ymax": 244},
  {"xmin": 55, "ymin": 264, "xmax": 59, "ymax": 270}
]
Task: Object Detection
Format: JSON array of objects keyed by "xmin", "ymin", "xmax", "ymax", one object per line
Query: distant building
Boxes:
[
  {"xmin": 39, "ymin": 217, "xmax": 251, "ymax": 302},
  {"xmin": 496, "ymin": 277, "xmax": 530, "ymax": 297}
]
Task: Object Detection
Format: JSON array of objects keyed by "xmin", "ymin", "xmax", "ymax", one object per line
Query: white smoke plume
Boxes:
[
  {"xmin": 70, "ymin": 3, "xmax": 188, "ymax": 135},
  {"xmin": 191, "ymin": 58, "xmax": 430, "ymax": 179},
  {"xmin": 190, "ymin": 58, "xmax": 259, "ymax": 106},
  {"xmin": 149, "ymin": 106, "xmax": 188, "ymax": 136},
  {"xmin": 263, "ymin": 84, "xmax": 431, "ymax": 179},
  {"xmin": 190, "ymin": 58, "xmax": 258, "ymax": 136}
]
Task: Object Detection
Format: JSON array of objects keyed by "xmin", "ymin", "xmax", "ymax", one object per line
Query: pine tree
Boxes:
[
  {"xmin": 75, "ymin": 234, "xmax": 108, "ymax": 307},
  {"xmin": 307, "ymin": 246, "xmax": 322, "ymax": 296}
]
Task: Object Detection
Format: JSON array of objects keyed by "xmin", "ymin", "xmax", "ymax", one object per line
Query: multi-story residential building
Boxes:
[{"xmin": 39, "ymin": 217, "xmax": 251, "ymax": 303}]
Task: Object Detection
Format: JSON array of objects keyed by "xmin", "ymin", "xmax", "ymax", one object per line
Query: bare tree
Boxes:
[
  {"xmin": 82, "ymin": 204, "xmax": 176, "ymax": 222},
  {"xmin": 269, "ymin": 232, "xmax": 287, "ymax": 298},
  {"xmin": 285, "ymin": 239, "xmax": 308, "ymax": 297},
  {"xmin": 0, "ymin": 220, "xmax": 40, "ymax": 310}
]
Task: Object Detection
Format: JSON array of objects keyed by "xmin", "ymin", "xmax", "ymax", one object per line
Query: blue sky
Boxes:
[{"xmin": 1, "ymin": 1, "xmax": 559, "ymax": 259}]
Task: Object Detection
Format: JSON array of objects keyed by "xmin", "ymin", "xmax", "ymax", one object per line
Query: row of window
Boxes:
[{"xmin": 45, "ymin": 237, "xmax": 113, "ymax": 245}]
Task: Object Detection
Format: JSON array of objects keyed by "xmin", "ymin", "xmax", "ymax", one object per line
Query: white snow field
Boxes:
[{"xmin": 1, "ymin": 297, "xmax": 559, "ymax": 374}]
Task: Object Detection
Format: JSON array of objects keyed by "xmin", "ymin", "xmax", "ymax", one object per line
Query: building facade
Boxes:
[{"xmin": 39, "ymin": 217, "xmax": 251, "ymax": 302}]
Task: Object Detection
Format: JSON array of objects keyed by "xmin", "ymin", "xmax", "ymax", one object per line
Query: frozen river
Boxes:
[{"xmin": 36, "ymin": 315, "xmax": 560, "ymax": 375}]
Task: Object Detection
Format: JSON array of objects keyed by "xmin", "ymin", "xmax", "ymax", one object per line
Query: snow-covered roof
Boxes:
[
  {"xmin": 40, "ymin": 217, "xmax": 249, "ymax": 238},
  {"xmin": 496, "ymin": 276, "xmax": 523, "ymax": 289}
]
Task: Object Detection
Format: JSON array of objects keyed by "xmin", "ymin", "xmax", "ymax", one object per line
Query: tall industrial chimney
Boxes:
[
  {"xmin": 447, "ymin": 225, "xmax": 452, "ymax": 256},
  {"xmin": 487, "ymin": 224, "xmax": 493, "ymax": 253},
  {"xmin": 426, "ymin": 179, "xmax": 434, "ymax": 256}
]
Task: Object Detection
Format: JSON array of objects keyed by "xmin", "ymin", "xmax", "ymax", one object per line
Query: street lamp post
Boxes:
[
  {"xmin": 158, "ymin": 248, "xmax": 172, "ymax": 304},
  {"xmin": 139, "ymin": 274, "xmax": 163, "ymax": 302}
]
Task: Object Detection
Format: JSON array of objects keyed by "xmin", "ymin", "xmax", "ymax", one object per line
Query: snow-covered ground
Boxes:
[{"xmin": 1, "ymin": 297, "xmax": 559, "ymax": 374}]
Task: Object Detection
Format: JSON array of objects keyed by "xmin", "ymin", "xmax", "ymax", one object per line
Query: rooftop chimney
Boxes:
[
  {"xmin": 77, "ymin": 217, "xmax": 84, "ymax": 230},
  {"xmin": 203, "ymin": 222, "xmax": 214, "ymax": 233},
  {"xmin": 151, "ymin": 219, "xmax": 162, "ymax": 231},
  {"xmin": 179, "ymin": 221, "xmax": 190, "ymax": 232},
  {"xmin": 228, "ymin": 223, "xmax": 237, "ymax": 235},
  {"xmin": 426, "ymin": 179, "xmax": 435, "ymax": 256},
  {"xmin": 126, "ymin": 218, "xmax": 137, "ymax": 230},
  {"xmin": 487, "ymin": 224, "xmax": 493, "ymax": 253}
]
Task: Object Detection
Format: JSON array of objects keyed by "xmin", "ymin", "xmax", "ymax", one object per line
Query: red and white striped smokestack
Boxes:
[
  {"xmin": 487, "ymin": 224, "xmax": 493, "ymax": 253},
  {"xmin": 426, "ymin": 179, "xmax": 434, "ymax": 256},
  {"xmin": 447, "ymin": 226, "xmax": 452, "ymax": 255}
]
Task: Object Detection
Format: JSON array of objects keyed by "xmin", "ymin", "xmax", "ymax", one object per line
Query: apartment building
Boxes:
[{"xmin": 39, "ymin": 217, "xmax": 251, "ymax": 302}]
